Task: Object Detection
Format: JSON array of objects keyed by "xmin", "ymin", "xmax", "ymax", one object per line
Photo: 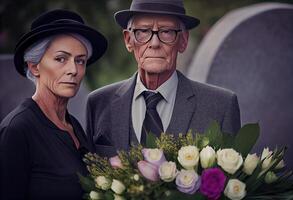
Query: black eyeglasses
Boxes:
[{"xmin": 129, "ymin": 28, "xmax": 182, "ymax": 44}]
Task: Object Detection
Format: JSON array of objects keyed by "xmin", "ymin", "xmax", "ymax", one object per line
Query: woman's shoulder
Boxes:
[{"xmin": 0, "ymin": 99, "xmax": 36, "ymax": 130}]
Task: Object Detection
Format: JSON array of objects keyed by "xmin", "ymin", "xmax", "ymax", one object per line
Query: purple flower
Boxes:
[
  {"xmin": 175, "ymin": 170, "xmax": 201, "ymax": 194},
  {"xmin": 142, "ymin": 148, "xmax": 166, "ymax": 168},
  {"xmin": 200, "ymin": 168, "xmax": 226, "ymax": 200},
  {"xmin": 137, "ymin": 160, "xmax": 159, "ymax": 182}
]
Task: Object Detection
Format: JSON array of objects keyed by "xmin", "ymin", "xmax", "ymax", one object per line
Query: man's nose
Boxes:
[{"xmin": 149, "ymin": 32, "xmax": 161, "ymax": 48}]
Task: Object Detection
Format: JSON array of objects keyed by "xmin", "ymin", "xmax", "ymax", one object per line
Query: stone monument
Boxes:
[{"xmin": 187, "ymin": 3, "xmax": 293, "ymax": 168}]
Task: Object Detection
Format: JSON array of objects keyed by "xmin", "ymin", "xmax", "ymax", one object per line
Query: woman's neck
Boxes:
[
  {"xmin": 32, "ymin": 84, "xmax": 80, "ymax": 149},
  {"xmin": 32, "ymin": 85, "xmax": 69, "ymax": 129}
]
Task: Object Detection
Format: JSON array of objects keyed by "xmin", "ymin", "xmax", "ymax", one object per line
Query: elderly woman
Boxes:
[{"xmin": 0, "ymin": 9, "xmax": 107, "ymax": 200}]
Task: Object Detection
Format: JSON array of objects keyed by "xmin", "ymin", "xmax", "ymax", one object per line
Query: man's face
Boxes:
[{"xmin": 124, "ymin": 14, "xmax": 189, "ymax": 78}]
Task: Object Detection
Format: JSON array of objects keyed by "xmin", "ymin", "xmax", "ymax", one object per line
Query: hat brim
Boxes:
[
  {"xmin": 14, "ymin": 23, "xmax": 107, "ymax": 76},
  {"xmin": 114, "ymin": 10, "xmax": 200, "ymax": 30}
]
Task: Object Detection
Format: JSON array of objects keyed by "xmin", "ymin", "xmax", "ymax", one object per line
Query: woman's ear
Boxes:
[
  {"xmin": 27, "ymin": 62, "xmax": 40, "ymax": 77},
  {"xmin": 123, "ymin": 30, "xmax": 133, "ymax": 52},
  {"xmin": 178, "ymin": 31, "xmax": 189, "ymax": 53}
]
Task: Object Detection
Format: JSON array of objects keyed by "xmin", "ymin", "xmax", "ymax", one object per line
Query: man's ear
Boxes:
[
  {"xmin": 123, "ymin": 30, "xmax": 134, "ymax": 52},
  {"xmin": 178, "ymin": 31, "xmax": 189, "ymax": 53},
  {"xmin": 27, "ymin": 62, "xmax": 40, "ymax": 77}
]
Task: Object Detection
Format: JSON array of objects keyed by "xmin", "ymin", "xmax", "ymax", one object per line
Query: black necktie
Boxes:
[{"xmin": 141, "ymin": 91, "xmax": 164, "ymax": 145}]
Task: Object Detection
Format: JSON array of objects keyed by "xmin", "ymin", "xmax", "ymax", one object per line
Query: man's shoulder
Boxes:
[
  {"xmin": 87, "ymin": 74, "xmax": 136, "ymax": 108},
  {"xmin": 193, "ymin": 80, "xmax": 235, "ymax": 97},
  {"xmin": 88, "ymin": 79, "xmax": 130, "ymax": 99},
  {"xmin": 179, "ymin": 72, "xmax": 236, "ymax": 99}
]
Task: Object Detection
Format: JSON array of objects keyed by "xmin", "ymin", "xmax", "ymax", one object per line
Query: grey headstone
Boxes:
[
  {"xmin": 187, "ymin": 3, "xmax": 293, "ymax": 168},
  {"xmin": 0, "ymin": 55, "xmax": 89, "ymax": 129}
]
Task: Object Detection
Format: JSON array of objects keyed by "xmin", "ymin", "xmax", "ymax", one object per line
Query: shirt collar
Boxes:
[{"xmin": 133, "ymin": 71, "xmax": 178, "ymax": 103}]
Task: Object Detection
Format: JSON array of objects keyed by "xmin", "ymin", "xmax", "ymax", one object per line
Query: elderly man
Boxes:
[{"xmin": 86, "ymin": 0, "xmax": 241, "ymax": 156}]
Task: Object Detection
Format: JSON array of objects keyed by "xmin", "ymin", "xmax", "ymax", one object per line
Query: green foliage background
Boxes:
[{"xmin": 1, "ymin": 0, "xmax": 292, "ymax": 90}]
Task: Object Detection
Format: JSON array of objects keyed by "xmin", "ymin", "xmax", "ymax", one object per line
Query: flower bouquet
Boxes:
[{"xmin": 79, "ymin": 122, "xmax": 293, "ymax": 200}]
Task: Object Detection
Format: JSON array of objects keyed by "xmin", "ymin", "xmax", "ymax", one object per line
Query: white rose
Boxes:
[
  {"xmin": 217, "ymin": 149, "xmax": 243, "ymax": 174},
  {"xmin": 89, "ymin": 191, "xmax": 103, "ymax": 200},
  {"xmin": 224, "ymin": 179, "xmax": 246, "ymax": 200},
  {"xmin": 114, "ymin": 194, "xmax": 126, "ymax": 200},
  {"xmin": 159, "ymin": 161, "xmax": 177, "ymax": 182},
  {"xmin": 200, "ymin": 146, "xmax": 216, "ymax": 168},
  {"xmin": 95, "ymin": 176, "xmax": 112, "ymax": 190},
  {"xmin": 178, "ymin": 145, "xmax": 200, "ymax": 170},
  {"xmin": 261, "ymin": 148, "xmax": 273, "ymax": 170},
  {"xmin": 111, "ymin": 179, "xmax": 126, "ymax": 194},
  {"xmin": 146, "ymin": 148, "xmax": 161, "ymax": 161},
  {"xmin": 243, "ymin": 153, "xmax": 259, "ymax": 175}
]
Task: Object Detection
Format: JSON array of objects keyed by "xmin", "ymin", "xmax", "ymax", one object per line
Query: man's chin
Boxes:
[{"xmin": 141, "ymin": 64, "xmax": 168, "ymax": 74}]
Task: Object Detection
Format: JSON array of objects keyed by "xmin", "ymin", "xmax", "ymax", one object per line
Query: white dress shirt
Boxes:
[{"xmin": 131, "ymin": 71, "xmax": 178, "ymax": 141}]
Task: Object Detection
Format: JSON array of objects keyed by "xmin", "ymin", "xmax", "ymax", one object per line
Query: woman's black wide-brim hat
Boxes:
[
  {"xmin": 114, "ymin": 0, "xmax": 200, "ymax": 30},
  {"xmin": 14, "ymin": 9, "xmax": 108, "ymax": 77}
]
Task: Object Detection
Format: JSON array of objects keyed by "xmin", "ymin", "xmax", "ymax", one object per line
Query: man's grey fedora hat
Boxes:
[{"xmin": 114, "ymin": 0, "xmax": 200, "ymax": 30}]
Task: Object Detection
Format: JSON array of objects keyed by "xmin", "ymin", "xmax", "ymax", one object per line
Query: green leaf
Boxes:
[
  {"xmin": 233, "ymin": 123, "xmax": 260, "ymax": 157},
  {"xmin": 203, "ymin": 121, "xmax": 223, "ymax": 149},
  {"xmin": 146, "ymin": 132, "xmax": 158, "ymax": 148},
  {"xmin": 204, "ymin": 121, "xmax": 221, "ymax": 136},
  {"xmin": 245, "ymin": 162, "xmax": 264, "ymax": 192},
  {"xmin": 221, "ymin": 133, "xmax": 235, "ymax": 148},
  {"xmin": 104, "ymin": 191, "xmax": 114, "ymax": 200},
  {"xmin": 77, "ymin": 173, "xmax": 96, "ymax": 193}
]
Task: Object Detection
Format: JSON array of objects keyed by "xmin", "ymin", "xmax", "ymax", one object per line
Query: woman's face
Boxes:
[{"xmin": 36, "ymin": 35, "xmax": 87, "ymax": 98}]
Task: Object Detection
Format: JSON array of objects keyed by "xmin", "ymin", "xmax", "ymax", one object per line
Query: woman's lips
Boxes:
[{"xmin": 60, "ymin": 82, "xmax": 77, "ymax": 85}]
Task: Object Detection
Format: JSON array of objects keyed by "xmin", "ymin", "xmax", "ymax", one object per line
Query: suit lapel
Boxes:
[
  {"xmin": 166, "ymin": 71, "xmax": 197, "ymax": 136},
  {"xmin": 109, "ymin": 71, "xmax": 197, "ymax": 149},
  {"xmin": 111, "ymin": 74, "xmax": 137, "ymax": 151}
]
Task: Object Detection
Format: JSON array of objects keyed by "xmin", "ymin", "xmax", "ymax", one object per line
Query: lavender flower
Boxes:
[
  {"xmin": 137, "ymin": 160, "xmax": 159, "ymax": 182},
  {"xmin": 142, "ymin": 148, "xmax": 166, "ymax": 168},
  {"xmin": 175, "ymin": 170, "xmax": 200, "ymax": 194}
]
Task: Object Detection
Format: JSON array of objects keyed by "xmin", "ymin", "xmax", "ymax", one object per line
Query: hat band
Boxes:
[
  {"xmin": 51, "ymin": 19, "xmax": 83, "ymax": 25},
  {"xmin": 130, "ymin": 3, "xmax": 186, "ymax": 14}
]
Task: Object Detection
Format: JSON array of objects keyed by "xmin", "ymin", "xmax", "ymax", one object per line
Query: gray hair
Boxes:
[
  {"xmin": 126, "ymin": 15, "xmax": 186, "ymax": 31},
  {"xmin": 24, "ymin": 33, "xmax": 93, "ymax": 83}
]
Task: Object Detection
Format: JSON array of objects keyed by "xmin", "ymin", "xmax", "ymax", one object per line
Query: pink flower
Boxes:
[
  {"xmin": 109, "ymin": 155, "xmax": 123, "ymax": 169},
  {"xmin": 200, "ymin": 168, "xmax": 226, "ymax": 200},
  {"xmin": 137, "ymin": 160, "xmax": 159, "ymax": 182},
  {"xmin": 142, "ymin": 148, "xmax": 166, "ymax": 168}
]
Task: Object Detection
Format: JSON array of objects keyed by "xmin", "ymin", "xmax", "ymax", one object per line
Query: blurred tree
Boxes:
[{"xmin": 1, "ymin": 0, "xmax": 292, "ymax": 90}]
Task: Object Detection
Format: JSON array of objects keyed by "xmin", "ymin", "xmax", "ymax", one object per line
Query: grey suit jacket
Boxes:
[{"xmin": 86, "ymin": 71, "xmax": 240, "ymax": 157}]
